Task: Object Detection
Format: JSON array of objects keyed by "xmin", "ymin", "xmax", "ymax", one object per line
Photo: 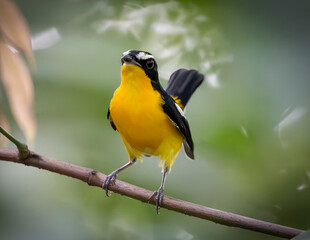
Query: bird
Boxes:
[{"xmin": 103, "ymin": 50, "xmax": 204, "ymax": 213}]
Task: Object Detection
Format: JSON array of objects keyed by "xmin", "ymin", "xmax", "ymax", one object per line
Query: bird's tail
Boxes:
[{"xmin": 165, "ymin": 69, "xmax": 204, "ymax": 109}]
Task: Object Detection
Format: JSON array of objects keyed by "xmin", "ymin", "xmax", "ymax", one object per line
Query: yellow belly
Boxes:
[{"xmin": 109, "ymin": 65, "xmax": 183, "ymax": 170}]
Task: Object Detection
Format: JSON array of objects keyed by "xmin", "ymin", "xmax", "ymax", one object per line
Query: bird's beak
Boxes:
[{"xmin": 121, "ymin": 54, "xmax": 142, "ymax": 67}]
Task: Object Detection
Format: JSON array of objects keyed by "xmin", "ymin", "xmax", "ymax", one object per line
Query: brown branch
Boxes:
[{"xmin": 0, "ymin": 148, "xmax": 305, "ymax": 239}]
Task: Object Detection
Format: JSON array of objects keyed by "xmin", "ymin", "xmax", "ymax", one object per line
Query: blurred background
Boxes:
[{"xmin": 0, "ymin": 0, "xmax": 310, "ymax": 239}]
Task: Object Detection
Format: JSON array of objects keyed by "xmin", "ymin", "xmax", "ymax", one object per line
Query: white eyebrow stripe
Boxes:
[{"xmin": 136, "ymin": 51, "xmax": 155, "ymax": 60}]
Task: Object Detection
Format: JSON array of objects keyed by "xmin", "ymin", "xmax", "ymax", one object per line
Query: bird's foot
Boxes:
[
  {"xmin": 102, "ymin": 170, "xmax": 118, "ymax": 197},
  {"xmin": 148, "ymin": 186, "xmax": 164, "ymax": 214}
]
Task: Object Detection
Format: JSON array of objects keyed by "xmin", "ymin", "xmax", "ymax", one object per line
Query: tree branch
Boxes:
[{"xmin": 0, "ymin": 148, "xmax": 305, "ymax": 239}]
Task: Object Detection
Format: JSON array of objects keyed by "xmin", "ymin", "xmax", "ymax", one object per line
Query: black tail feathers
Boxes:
[{"xmin": 165, "ymin": 69, "xmax": 204, "ymax": 108}]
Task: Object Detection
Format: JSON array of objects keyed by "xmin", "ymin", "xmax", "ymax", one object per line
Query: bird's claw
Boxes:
[
  {"xmin": 102, "ymin": 171, "xmax": 117, "ymax": 197},
  {"xmin": 148, "ymin": 187, "xmax": 164, "ymax": 214}
]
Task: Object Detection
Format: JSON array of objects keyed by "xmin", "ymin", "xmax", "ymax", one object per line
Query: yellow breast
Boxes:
[{"xmin": 110, "ymin": 65, "xmax": 183, "ymax": 168}]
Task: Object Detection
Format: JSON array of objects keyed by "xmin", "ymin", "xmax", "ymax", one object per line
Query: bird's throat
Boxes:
[{"xmin": 121, "ymin": 65, "xmax": 153, "ymax": 91}]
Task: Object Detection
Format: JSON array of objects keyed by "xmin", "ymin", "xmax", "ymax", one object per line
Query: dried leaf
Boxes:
[
  {"xmin": 0, "ymin": 41, "xmax": 36, "ymax": 145},
  {"xmin": 0, "ymin": 0, "xmax": 35, "ymax": 67}
]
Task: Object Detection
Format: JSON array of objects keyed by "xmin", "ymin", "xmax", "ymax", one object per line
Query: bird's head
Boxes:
[{"xmin": 121, "ymin": 50, "xmax": 158, "ymax": 81}]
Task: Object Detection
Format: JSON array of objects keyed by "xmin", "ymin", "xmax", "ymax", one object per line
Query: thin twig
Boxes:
[
  {"xmin": 0, "ymin": 148, "xmax": 305, "ymax": 239},
  {"xmin": 0, "ymin": 127, "xmax": 29, "ymax": 159}
]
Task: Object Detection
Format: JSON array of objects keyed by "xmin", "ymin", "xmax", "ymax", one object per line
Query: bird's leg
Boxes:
[
  {"xmin": 102, "ymin": 158, "xmax": 136, "ymax": 196},
  {"xmin": 148, "ymin": 167, "xmax": 169, "ymax": 214}
]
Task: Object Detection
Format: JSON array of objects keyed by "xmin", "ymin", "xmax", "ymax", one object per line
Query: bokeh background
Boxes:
[{"xmin": 1, "ymin": 0, "xmax": 310, "ymax": 239}]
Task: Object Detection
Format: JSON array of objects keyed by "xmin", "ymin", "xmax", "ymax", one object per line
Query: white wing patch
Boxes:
[{"xmin": 174, "ymin": 102, "xmax": 185, "ymax": 117}]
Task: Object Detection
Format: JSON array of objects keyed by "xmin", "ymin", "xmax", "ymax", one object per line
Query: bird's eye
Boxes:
[{"xmin": 146, "ymin": 60, "xmax": 154, "ymax": 69}]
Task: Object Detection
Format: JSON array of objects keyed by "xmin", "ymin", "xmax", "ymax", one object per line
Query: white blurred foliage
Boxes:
[
  {"xmin": 176, "ymin": 228, "xmax": 194, "ymax": 240},
  {"xmin": 151, "ymin": 22, "xmax": 186, "ymax": 35},
  {"xmin": 96, "ymin": 19, "xmax": 144, "ymax": 40},
  {"xmin": 274, "ymin": 107, "xmax": 307, "ymax": 148},
  {"xmin": 73, "ymin": 1, "xmax": 116, "ymax": 24},
  {"xmin": 240, "ymin": 125, "xmax": 249, "ymax": 138},
  {"xmin": 31, "ymin": 27, "xmax": 61, "ymax": 50},
  {"xmin": 297, "ymin": 183, "xmax": 307, "ymax": 191},
  {"xmin": 92, "ymin": 1, "xmax": 231, "ymax": 87},
  {"xmin": 297, "ymin": 171, "xmax": 310, "ymax": 191},
  {"xmin": 207, "ymin": 73, "xmax": 221, "ymax": 88},
  {"xmin": 277, "ymin": 107, "xmax": 306, "ymax": 131}
]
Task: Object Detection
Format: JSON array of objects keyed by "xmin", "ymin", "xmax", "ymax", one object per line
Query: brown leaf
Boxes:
[
  {"xmin": 0, "ymin": 40, "xmax": 36, "ymax": 145},
  {"xmin": 0, "ymin": 0, "xmax": 35, "ymax": 67}
]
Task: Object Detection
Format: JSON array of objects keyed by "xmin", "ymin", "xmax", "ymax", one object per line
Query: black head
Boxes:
[{"xmin": 121, "ymin": 50, "xmax": 159, "ymax": 82}]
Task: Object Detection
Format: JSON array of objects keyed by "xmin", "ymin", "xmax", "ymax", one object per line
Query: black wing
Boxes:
[
  {"xmin": 107, "ymin": 107, "xmax": 117, "ymax": 131},
  {"xmin": 165, "ymin": 69, "xmax": 204, "ymax": 108},
  {"xmin": 161, "ymin": 92, "xmax": 194, "ymax": 160}
]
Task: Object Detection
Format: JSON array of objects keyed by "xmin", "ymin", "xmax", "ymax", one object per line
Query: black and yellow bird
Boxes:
[{"xmin": 103, "ymin": 50, "xmax": 204, "ymax": 212}]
